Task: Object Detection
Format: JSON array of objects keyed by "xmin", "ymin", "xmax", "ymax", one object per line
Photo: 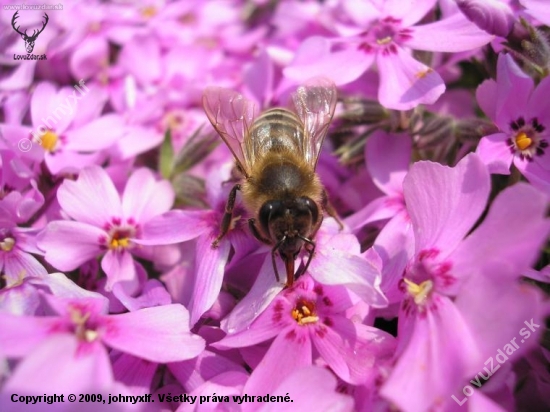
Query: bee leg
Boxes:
[
  {"xmin": 212, "ymin": 183, "xmax": 241, "ymax": 248},
  {"xmin": 297, "ymin": 235, "xmax": 316, "ymax": 278},
  {"xmin": 248, "ymin": 218, "xmax": 271, "ymax": 245},
  {"xmin": 322, "ymin": 189, "xmax": 344, "ymax": 230}
]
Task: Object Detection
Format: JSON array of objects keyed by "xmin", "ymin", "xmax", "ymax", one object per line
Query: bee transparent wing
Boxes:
[
  {"xmin": 202, "ymin": 87, "xmax": 257, "ymax": 177},
  {"xmin": 291, "ymin": 77, "xmax": 337, "ymax": 169}
]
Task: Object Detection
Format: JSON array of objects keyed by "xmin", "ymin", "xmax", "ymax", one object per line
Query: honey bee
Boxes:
[{"xmin": 202, "ymin": 78, "xmax": 342, "ymax": 287}]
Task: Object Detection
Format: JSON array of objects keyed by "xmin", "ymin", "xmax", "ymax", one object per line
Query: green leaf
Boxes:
[{"xmin": 159, "ymin": 128, "xmax": 174, "ymax": 179}]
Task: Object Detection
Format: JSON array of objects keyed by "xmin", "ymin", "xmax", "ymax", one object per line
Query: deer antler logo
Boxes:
[{"xmin": 11, "ymin": 11, "xmax": 49, "ymax": 54}]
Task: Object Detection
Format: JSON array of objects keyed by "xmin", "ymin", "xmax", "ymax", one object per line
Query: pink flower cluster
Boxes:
[{"xmin": 1, "ymin": 1, "xmax": 549, "ymax": 411}]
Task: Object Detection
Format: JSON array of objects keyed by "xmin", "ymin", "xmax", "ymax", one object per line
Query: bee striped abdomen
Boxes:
[{"xmin": 249, "ymin": 108, "xmax": 304, "ymax": 153}]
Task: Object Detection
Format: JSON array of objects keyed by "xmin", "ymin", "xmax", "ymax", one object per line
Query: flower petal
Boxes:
[
  {"xmin": 30, "ymin": 82, "xmax": 57, "ymax": 127},
  {"xmin": 257, "ymin": 366, "xmax": 354, "ymax": 412},
  {"xmin": 313, "ymin": 317, "xmax": 395, "ymax": 384},
  {"xmin": 1, "ymin": 336, "xmax": 113, "ymax": 396},
  {"xmin": 381, "ymin": 297, "xmax": 483, "ymax": 412},
  {"xmin": 101, "ymin": 304, "xmax": 205, "ymax": 363},
  {"xmin": 242, "ymin": 326, "xmax": 312, "ymax": 396},
  {"xmin": 57, "ymin": 166, "xmax": 122, "ymax": 227},
  {"xmin": 134, "ymin": 210, "xmax": 212, "ymax": 246},
  {"xmin": 366, "ymin": 130, "xmax": 411, "ymax": 196},
  {"xmin": 373, "ymin": 210, "xmax": 414, "ymax": 304},
  {"xmin": 407, "ymin": 13, "xmax": 493, "ymax": 52},
  {"xmin": 214, "ymin": 299, "xmax": 282, "ymax": 350},
  {"xmin": 64, "ymin": 114, "xmax": 125, "ymax": 152},
  {"xmin": 493, "ymin": 54, "xmax": 534, "ymax": 129},
  {"xmin": 452, "ymin": 183, "xmax": 550, "ymax": 276},
  {"xmin": 455, "ymin": 0, "xmax": 515, "ymax": 37},
  {"xmin": 122, "ymin": 168, "xmax": 174, "ymax": 223},
  {"xmin": 69, "ymin": 35, "xmax": 109, "ymax": 80},
  {"xmin": 115, "ymin": 126, "xmax": 163, "ymax": 159},
  {"xmin": 476, "ymin": 132, "xmax": 513, "ymax": 174},
  {"xmin": 3, "ymin": 249, "xmax": 47, "ymax": 280},
  {"xmin": 221, "ymin": 255, "xmax": 285, "ymax": 334},
  {"xmin": 38, "ymin": 221, "xmax": 104, "ymax": 271},
  {"xmin": 475, "ymin": 78, "xmax": 497, "ymax": 120},
  {"xmin": 0, "ymin": 313, "xmax": 60, "ymax": 357},
  {"xmin": 377, "ymin": 46, "xmax": 445, "ymax": 110},
  {"xmin": 188, "ymin": 231, "xmax": 231, "ymax": 326},
  {"xmin": 517, "ymin": 154, "xmax": 550, "ymax": 197},
  {"xmin": 403, "ymin": 153, "xmax": 490, "ymax": 255},
  {"xmin": 309, "ymin": 233, "xmax": 387, "ymax": 307},
  {"xmin": 101, "ymin": 250, "xmax": 137, "ymax": 291},
  {"xmin": 455, "ymin": 260, "xmax": 547, "ymax": 362},
  {"xmin": 283, "ymin": 36, "xmax": 373, "ymax": 85},
  {"xmin": 521, "ymin": 0, "xmax": 550, "ymax": 26},
  {"xmin": 382, "ymin": 0, "xmax": 437, "ymax": 27}
]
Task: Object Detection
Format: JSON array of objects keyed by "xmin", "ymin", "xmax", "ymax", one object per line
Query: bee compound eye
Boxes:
[
  {"xmin": 259, "ymin": 200, "xmax": 283, "ymax": 234},
  {"xmin": 298, "ymin": 197, "xmax": 319, "ymax": 223}
]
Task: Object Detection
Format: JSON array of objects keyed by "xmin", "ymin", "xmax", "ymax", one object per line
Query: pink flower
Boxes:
[
  {"xmin": 520, "ymin": 0, "xmax": 550, "ymax": 26},
  {"xmin": 0, "ymin": 293, "xmax": 204, "ymax": 401},
  {"xmin": 38, "ymin": 166, "xmax": 208, "ymax": 290},
  {"xmin": 455, "ymin": 0, "xmax": 515, "ymax": 37},
  {"xmin": 380, "ymin": 154, "xmax": 550, "ymax": 411},
  {"xmin": 0, "ymin": 149, "xmax": 44, "ymax": 222},
  {"xmin": 0, "ymin": 208, "xmax": 46, "ymax": 284},
  {"xmin": 476, "ymin": 53, "xmax": 550, "ymax": 195},
  {"xmin": 282, "ymin": 0, "xmax": 493, "ymax": 109},
  {"xmin": 215, "ymin": 275, "xmax": 395, "ymax": 390}
]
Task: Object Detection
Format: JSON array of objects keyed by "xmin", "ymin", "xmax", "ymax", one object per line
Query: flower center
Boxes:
[
  {"xmin": 358, "ymin": 17, "xmax": 412, "ymax": 55},
  {"xmin": 402, "ymin": 248, "xmax": 456, "ymax": 306},
  {"xmin": 141, "ymin": 5, "xmax": 157, "ymax": 19},
  {"xmin": 0, "ymin": 237, "xmax": 15, "ymax": 252},
  {"xmin": 109, "ymin": 230, "xmax": 132, "ymax": 250},
  {"xmin": 508, "ymin": 117, "xmax": 548, "ymax": 161},
  {"xmin": 291, "ymin": 298, "xmax": 318, "ymax": 325},
  {"xmin": 404, "ymin": 278, "xmax": 434, "ymax": 305},
  {"xmin": 69, "ymin": 306, "xmax": 98, "ymax": 342},
  {"xmin": 40, "ymin": 130, "xmax": 59, "ymax": 152},
  {"xmin": 100, "ymin": 218, "xmax": 138, "ymax": 251},
  {"xmin": 514, "ymin": 131, "xmax": 532, "ymax": 151}
]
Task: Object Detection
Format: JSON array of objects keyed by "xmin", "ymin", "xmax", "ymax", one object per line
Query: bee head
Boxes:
[{"xmin": 259, "ymin": 197, "xmax": 319, "ymax": 247}]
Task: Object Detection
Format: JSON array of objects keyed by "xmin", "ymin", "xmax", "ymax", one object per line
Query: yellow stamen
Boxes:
[
  {"xmin": 0, "ymin": 237, "xmax": 15, "ymax": 252},
  {"xmin": 84, "ymin": 330, "xmax": 99, "ymax": 342},
  {"xmin": 39, "ymin": 131, "xmax": 58, "ymax": 152},
  {"xmin": 110, "ymin": 236, "xmax": 130, "ymax": 249},
  {"xmin": 291, "ymin": 300, "xmax": 319, "ymax": 325},
  {"xmin": 2, "ymin": 269, "xmax": 26, "ymax": 289},
  {"xmin": 141, "ymin": 6, "xmax": 157, "ymax": 18},
  {"xmin": 69, "ymin": 307, "xmax": 99, "ymax": 342},
  {"xmin": 376, "ymin": 36, "xmax": 392, "ymax": 45},
  {"xmin": 70, "ymin": 308, "xmax": 90, "ymax": 326},
  {"xmin": 416, "ymin": 68, "xmax": 433, "ymax": 79},
  {"xmin": 515, "ymin": 132, "xmax": 532, "ymax": 151},
  {"xmin": 404, "ymin": 278, "xmax": 433, "ymax": 305}
]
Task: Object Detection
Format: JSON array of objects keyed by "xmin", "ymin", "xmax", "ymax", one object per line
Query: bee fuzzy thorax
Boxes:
[{"xmin": 241, "ymin": 149, "xmax": 323, "ymax": 214}]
